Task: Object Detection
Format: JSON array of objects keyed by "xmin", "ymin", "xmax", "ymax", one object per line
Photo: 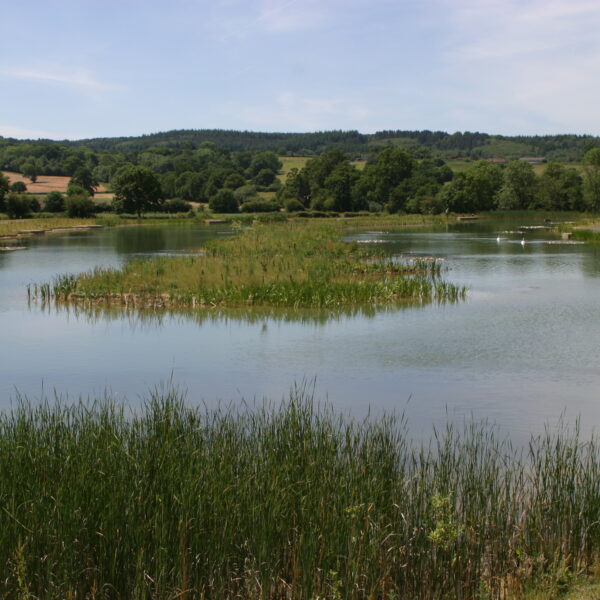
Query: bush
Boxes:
[
  {"xmin": 66, "ymin": 194, "xmax": 96, "ymax": 218},
  {"xmin": 223, "ymin": 173, "xmax": 246, "ymax": 190},
  {"xmin": 267, "ymin": 179, "xmax": 282, "ymax": 192},
  {"xmin": 419, "ymin": 196, "xmax": 445, "ymax": 214},
  {"xmin": 10, "ymin": 181, "xmax": 27, "ymax": 193},
  {"xmin": 406, "ymin": 195, "xmax": 445, "ymax": 215},
  {"xmin": 296, "ymin": 210, "xmax": 338, "ymax": 218},
  {"xmin": 233, "ymin": 184, "xmax": 259, "ymax": 203},
  {"xmin": 6, "ymin": 193, "xmax": 33, "ymax": 218},
  {"xmin": 94, "ymin": 202, "xmax": 113, "ymax": 214},
  {"xmin": 44, "ymin": 191, "xmax": 65, "ymax": 213},
  {"xmin": 284, "ymin": 198, "xmax": 305, "ymax": 212},
  {"xmin": 239, "ymin": 200, "xmax": 281, "ymax": 213},
  {"xmin": 163, "ymin": 198, "xmax": 193, "ymax": 213},
  {"xmin": 209, "ymin": 189, "xmax": 239, "ymax": 213},
  {"xmin": 29, "ymin": 197, "xmax": 41, "ymax": 213},
  {"xmin": 67, "ymin": 182, "xmax": 87, "ymax": 196},
  {"xmin": 254, "ymin": 168, "xmax": 276, "ymax": 187}
]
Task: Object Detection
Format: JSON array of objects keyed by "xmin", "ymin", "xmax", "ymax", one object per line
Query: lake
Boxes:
[{"xmin": 2, "ymin": 218, "xmax": 599, "ymax": 441}]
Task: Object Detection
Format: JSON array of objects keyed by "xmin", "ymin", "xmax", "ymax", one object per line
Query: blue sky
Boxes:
[{"xmin": 2, "ymin": 0, "xmax": 600, "ymax": 140}]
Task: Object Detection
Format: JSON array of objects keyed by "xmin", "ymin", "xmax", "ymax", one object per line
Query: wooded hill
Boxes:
[{"xmin": 2, "ymin": 129, "xmax": 599, "ymax": 162}]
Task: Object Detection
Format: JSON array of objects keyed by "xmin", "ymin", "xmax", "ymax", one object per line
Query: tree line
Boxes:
[
  {"xmin": 0, "ymin": 143, "xmax": 285, "ymax": 217},
  {"xmin": 2, "ymin": 140, "xmax": 600, "ymax": 218},
  {"xmin": 278, "ymin": 148, "xmax": 600, "ymax": 214}
]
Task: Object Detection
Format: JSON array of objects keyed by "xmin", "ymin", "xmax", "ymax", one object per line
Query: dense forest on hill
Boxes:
[
  {"xmin": 2, "ymin": 128, "xmax": 599, "ymax": 161},
  {"xmin": 68, "ymin": 130, "xmax": 369, "ymax": 155},
  {"xmin": 66, "ymin": 129, "xmax": 600, "ymax": 161}
]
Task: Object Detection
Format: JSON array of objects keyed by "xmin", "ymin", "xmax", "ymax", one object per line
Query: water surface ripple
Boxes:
[{"xmin": 2, "ymin": 220, "xmax": 599, "ymax": 442}]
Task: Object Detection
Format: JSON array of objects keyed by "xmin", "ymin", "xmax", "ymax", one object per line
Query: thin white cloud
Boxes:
[{"xmin": 2, "ymin": 66, "xmax": 123, "ymax": 99}]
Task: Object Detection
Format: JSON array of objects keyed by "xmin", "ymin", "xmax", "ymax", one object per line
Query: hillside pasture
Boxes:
[
  {"xmin": 2, "ymin": 171, "xmax": 108, "ymax": 195},
  {"xmin": 278, "ymin": 156, "xmax": 365, "ymax": 183}
]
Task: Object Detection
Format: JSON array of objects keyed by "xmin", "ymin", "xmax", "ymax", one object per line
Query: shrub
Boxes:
[
  {"xmin": 163, "ymin": 198, "xmax": 193, "ymax": 213},
  {"xmin": 6, "ymin": 193, "xmax": 35, "ymax": 218},
  {"xmin": 29, "ymin": 197, "xmax": 41, "ymax": 213},
  {"xmin": 254, "ymin": 168, "xmax": 276, "ymax": 187},
  {"xmin": 284, "ymin": 198, "xmax": 305, "ymax": 212},
  {"xmin": 233, "ymin": 184, "xmax": 259, "ymax": 203},
  {"xmin": 223, "ymin": 173, "xmax": 246, "ymax": 190},
  {"xmin": 94, "ymin": 202, "xmax": 113, "ymax": 214},
  {"xmin": 209, "ymin": 189, "xmax": 239, "ymax": 213},
  {"xmin": 67, "ymin": 182, "xmax": 87, "ymax": 196},
  {"xmin": 239, "ymin": 200, "xmax": 281, "ymax": 213},
  {"xmin": 297, "ymin": 210, "xmax": 338, "ymax": 218},
  {"xmin": 44, "ymin": 191, "xmax": 65, "ymax": 213},
  {"xmin": 10, "ymin": 181, "xmax": 27, "ymax": 193},
  {"xmin": 66, "ymin": 194, "xmax": 96, "ymax": 218}
]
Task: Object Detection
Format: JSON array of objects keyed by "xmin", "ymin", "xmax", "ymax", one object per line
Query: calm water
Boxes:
[{"xmin": 2, "ymin": 219, "xmax": 600, "ymax": 440}]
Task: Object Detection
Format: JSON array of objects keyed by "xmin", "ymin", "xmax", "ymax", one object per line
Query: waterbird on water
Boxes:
[{"xmin": 521, "ymin": 238, "xmax": 526, "ymax": 246}]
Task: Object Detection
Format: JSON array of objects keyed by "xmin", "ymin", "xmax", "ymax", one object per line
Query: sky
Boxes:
[{"xmin": 2, "ymin": 0, "xmax": 600, "ymax": 140}]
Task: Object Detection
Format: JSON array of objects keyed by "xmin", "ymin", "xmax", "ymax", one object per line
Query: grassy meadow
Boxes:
[
  {"xmin": 2, "ymin": 389, "xmax": 600, "ymax": 599},
  {"xmin": 278, "ymin": 156, "xmax": 366, "ymax": 183},
  {"xmin": 34, "ymin": 219, "xmax": 466, "ymax": 309}
]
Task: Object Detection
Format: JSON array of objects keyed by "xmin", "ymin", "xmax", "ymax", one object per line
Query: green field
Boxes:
[{"xmin": 278, "ymin": 156, "xmax": 366, "ymax": 183}]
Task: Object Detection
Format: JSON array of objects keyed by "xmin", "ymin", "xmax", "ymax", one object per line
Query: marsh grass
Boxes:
[
  {"xmin": 0, "ymin": 217, "xmax": 98, "ymax": 237},
  {"xmin": 35, "ymin": 220, "xmax": 466, "ymax": 309},
  {"xmin": 572, "ymin": 229, "xmax": 600, "ymax": 242},
  {"xmin": 2, "ymin": 389, "xmax": 600, "ymax": 599}
]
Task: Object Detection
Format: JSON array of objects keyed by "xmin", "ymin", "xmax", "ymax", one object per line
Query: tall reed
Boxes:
[
  {"xmin": 36, "ymin": 221, "xmax": 466, "ymax": 309},
  {"xmin": 1, "ymin": 389, "xmax": 599, "ymax": 599}
]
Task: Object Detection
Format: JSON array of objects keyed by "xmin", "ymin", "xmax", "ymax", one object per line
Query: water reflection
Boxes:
[
  {"xmin": 113, "ymin": 226, "xmax": 168, "ymax": 254},
  {"xmin": 32, "ymin": 298, "xmax": 434, "ymax": 327},
  {"xmin": 4, "ymin": 220, "xmax": 600, "ymax": 442}
]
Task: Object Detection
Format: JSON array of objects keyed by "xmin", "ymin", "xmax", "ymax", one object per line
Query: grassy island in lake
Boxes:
[{"xmin": 34, "ymin": 220, "xmax": 466, "ymax": 309}]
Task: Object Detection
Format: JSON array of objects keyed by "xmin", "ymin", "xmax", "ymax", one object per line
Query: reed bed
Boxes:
[
  {"xmin": 0, "ymin": 217, "xmax": 97, "ymax": 237},
  {"xmin": 33, "ymin": 221, "xmax": 466, "ymax": 309},
  {"xmin": 571, "ymin": 229, "xmax": 600, "ymax": 242},
  {"xmin": 1, "ymin": 389, "xmax": 600, "ymax": 599}
]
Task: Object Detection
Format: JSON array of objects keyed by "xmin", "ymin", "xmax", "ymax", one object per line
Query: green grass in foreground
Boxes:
[
  {"xmin": 2, "ymin": 389, "xmax": 600, "ymax": 599},
  {"xmin": 34, "ymin": 220, "xmax": 466, "ymax": 309}
]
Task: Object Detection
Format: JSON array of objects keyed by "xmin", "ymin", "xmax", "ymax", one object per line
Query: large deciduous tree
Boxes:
[
  {"xmin": 496, "ymin": 161, "xmax": 537, "ymax": 210},
  {"xmin": 441, "ymin": 161, "xmax": 503, "ymax": 212},
  {"xmin": 112, "ymin": 165, "xmax": 163, "ymax": 217},
  {"xmin": 70, "ymin": 166, "xmax": 98, "ymax": 196},
  {"xmin": 537, "ymin": 163, "xmax": 583, "ymax": 211},
  {"xmin": 583, "ymin": 148, "xmax": 600, "ymax": 212},
  {"xmin": 357, "ymin": 148, "xmax": 414, "ymax": 212},
  {"xmin": 0, "ymin": 173, "xmax": 9, "ymax": 211}
]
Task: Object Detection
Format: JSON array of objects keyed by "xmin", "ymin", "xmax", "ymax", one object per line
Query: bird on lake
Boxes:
[{"xmin": 521, "ymin": 238, "xmax": 526, "ymax": 246}]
